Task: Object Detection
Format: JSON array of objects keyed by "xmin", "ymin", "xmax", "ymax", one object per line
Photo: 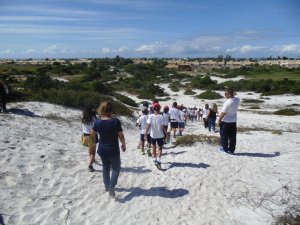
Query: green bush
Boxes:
[
  {"xmin": 169, "ymin": 83, "xmax": 180, "ymax": 92},
  {"xmin": 176, "ymin": 134, "xmax": 220, "ymax": 146},
  {"xmin": 242, "ymin": 99, "xmax": 264, "ymax": 103},
  {"xmin": 196, "ymin": 90, "xmax": 223, "ymax": 99},
  {"xmin": 273, "ymin": 108, "xmax": 299, "ymax": 116},
  {"xmin": 113, "ymin": 92, "xmax": 138, "ymax": 107},
  {"xmin": 184, "ymin": 89, "xmax": 196, "ymax": 95},
  {"xmin": 248, "ymin": 105, "xmax": 260, "ymax": 109},
  {"xmin": 28, "ymin": 89, "xmax": 132, "ymax": 116}
]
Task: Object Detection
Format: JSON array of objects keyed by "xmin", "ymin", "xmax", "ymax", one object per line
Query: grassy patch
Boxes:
[
  {"xmin": 273, "ymin": 108, "xmax": 299, "ymax": 116},
  {"xmin": 176, "ymin": 134, "xmax": 220, "ymax": 146},
  {"xmin": 248, "ymin": 105, "xmax": 261, "ymax": 109},
  {"xmin": 272, "ymin": 130, "xmax": 283, "ymax": 135},
  {"xmin": 242, "ymin": 98, "xmax": 264, "ymax": 103},
  {"xmin": 184, "ymin": 89, "xmax": 196, "ymax": 95},
  {"xmin": 196, "ymin": 90, "xmax": 223, "ymax": 99}
]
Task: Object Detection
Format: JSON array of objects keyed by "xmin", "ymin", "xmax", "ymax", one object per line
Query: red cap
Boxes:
[{"xmin": 152, "ymin": 102, "xmax": 161, "ymax": 111}]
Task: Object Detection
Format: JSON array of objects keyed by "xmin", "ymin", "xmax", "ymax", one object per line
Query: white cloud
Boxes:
[
  {"xmin": 135, "ymin": 42, "xmax": 166, "ymax": 54},
  {"xmin": 0, "ymin": 49, "xmax": 15, "ymax": 55},
  {"xmin": 271, "ymin": 44, "xmax": 300, "ymax": 54},
  {"xmin": 24, "ymin": 48, "xmax": 37, "ymax": 54},
  {"xmin": 226, "ymin": 45, "xmax": 266, "ymax": 54},
  {"xmin": 102, "ymin": 48, "xmax": 111, "ymax": 54},
  {"xmin": 42, "ymin": 45, "xmax": 70, "ymax": 55},
  {"xmin": 115, "ymin": 45, "xmax": 130, "ymax": 53}
]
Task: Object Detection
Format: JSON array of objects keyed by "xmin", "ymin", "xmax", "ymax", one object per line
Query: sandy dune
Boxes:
[{"xmin": 0, "ymin": 92, "xmax": 300, "ymax": 225}]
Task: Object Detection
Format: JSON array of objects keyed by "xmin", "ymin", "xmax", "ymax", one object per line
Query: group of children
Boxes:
[{"xmin": 135, "ymin": 101, "xmax": 219, "ymax": 169}]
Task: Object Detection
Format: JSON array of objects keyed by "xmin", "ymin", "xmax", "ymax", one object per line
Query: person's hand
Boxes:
[{"xmin": 121, "ymin": 144, "xmax": 126, "ymax": 152}]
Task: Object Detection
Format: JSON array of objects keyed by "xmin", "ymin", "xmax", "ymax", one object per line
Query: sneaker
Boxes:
[
  {"xmin": 219, "ymin": 147, "xmax": 228, "ymax": 153},
  {"xmin": 108, "ymin": 188, "xmax": 116, "ymax": 198},
  {"xmin": 228, "ymin": 151, "xmax": 235, "ymax": 155},
  {"xmin": 88, "ymin": 165, "xmax": 95, "ymax": 172}
]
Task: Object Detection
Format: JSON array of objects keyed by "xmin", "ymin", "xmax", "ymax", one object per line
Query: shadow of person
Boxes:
[
  {"xmin": 162, "ymin": 151, "xmax": 186, "ymax": 156},
  {"xmin": 115, "ymin": 186, "xmax": 189, "ymax": 203},
  {"xmin": 235, "ymin": 151, "xmax": 280, "ymax": 158},
  {"xmin": 122, "ymin": 166, "xmax": 152, "ymax": 174},
  {"xmin": 167, "ymin": 162, "xmax": 210, "ymax": 169},
  {"xmin": 7, "ymin": 108, "xmax": 40, "ymax": 117},
  {"xmin": 0, "ymin": 213, "xmax": 5, "ymax": 225}
]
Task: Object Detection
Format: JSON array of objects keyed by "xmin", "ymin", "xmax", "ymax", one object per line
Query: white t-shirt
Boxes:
[
  {"xmin": 162, "ymin": 112, "xmax": 170, "ymax": 126},
  {"xmin": 82, "ymin": 118, "xmax": 96, "ymax": 134},
  {"xmin": 202, "ymin": 108, "xmax": 209, "ymax": 119},
  {"xmin": 179, "ymin": 110, "xmax": 185, "ymax": 122},
  {"xmin": 146, "ymin": 114, "xmax": 164, "ymax": 139},
  {"xmin": 169, "ymin": 107, "xmax": 180, "ymax": 122},
  {"xmin": 221, "ymin": 97, "xmax": 240, "ymax": 123},
  {"xmin": 136, "ymin": 115, "xmax": 150, "ymax": 134}
]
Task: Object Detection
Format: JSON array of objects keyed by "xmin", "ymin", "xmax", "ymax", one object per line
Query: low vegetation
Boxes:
[
  {"xmin": 273, "ymin": 108, "xmax": 299, "ymax": 116},
  {"xmin": 2, "ymin": 56, "xmax": 300, "ymax": 114},
  {"xmin": 242, "ymin": 99, "xmax": 264, "ymax": 103},
  {"xmin": 196, "ymin": 90, "xmax": 223, "ymax": 99},
  {"xmin": 176, "ymin": 134, "xmax": 220, "ymax": 146}
]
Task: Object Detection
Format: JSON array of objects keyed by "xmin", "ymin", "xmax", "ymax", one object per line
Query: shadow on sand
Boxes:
[
  {"xmin": 115, "ymin": 186, "xmax": 189, "ymax": 203},
  {"xmin": 162, "ymin": 150, "xmax": 186, "ymax": 156},
  {"xmin": 7, "ymin": 108, "xmax": 40, "ymax": 117},
  {"xmin": 122, "ymin": 166, "xmax": 152, "ymax": 174},
  {"xmin": 235, "ymin": 151, "xmax": 280, "ymax": 158},
  {"xmin": 0, "ymin": 214, "xmax": 5, "ymax": 225},
  {"xmin": 168, "ymin": 162, "xmax": 210, "ymax": 169}
]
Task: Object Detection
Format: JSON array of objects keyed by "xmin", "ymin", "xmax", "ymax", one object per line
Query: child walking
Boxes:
[
  {"xmin": 81, "ymin": 105, "xmax": 98, "ymax": 172},
  {"xmin": 145, "ymin": 103, "xmax": 167, "ymax": 169},
  {"xmin": 136, "ymin": 107, "xmax": 151, "ymax": 156}
]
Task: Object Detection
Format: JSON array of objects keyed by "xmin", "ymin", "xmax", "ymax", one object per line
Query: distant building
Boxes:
[{"xmin": 178, "ymin": 64, "xmax": 192, "ymax": 71}]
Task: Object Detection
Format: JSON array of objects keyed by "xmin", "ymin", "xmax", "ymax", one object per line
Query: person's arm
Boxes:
[
  {"xmin": 144, "ymin": 124, "xmax": 151, "ymax": 140},
  {"xmin": 91, "ymin": 129, "xmax": 97, "ymax": 139},
  {"xmin": 118, "ymin": 131, "xmax": 126, "ymax": 152},
  {"xmin": 218, "ymin": 112, "xmax": 225, "ymax": 125},
  {"xmin": 207, "ymin": 109, "xmax": 211, "ymax": 117},
  {"xmin": 162, "ymin": 125, "xmax": 167, "ymax": 136}
]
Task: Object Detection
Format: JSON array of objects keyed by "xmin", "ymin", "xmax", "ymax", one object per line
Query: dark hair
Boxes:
[
  {"xmin": 225, "ymin": 88, "xmax": 234, "ymax": 98},
  {"xmin": 163, "ymin": 107, "xmax": 169, "ymax": 113},
  {"xmin": 82, "ymin": 105, "xmax": 96, "ymax": 124},
  {"xmin": 173, "ymin": 102, "xmax": 177, "ymax": 107}
]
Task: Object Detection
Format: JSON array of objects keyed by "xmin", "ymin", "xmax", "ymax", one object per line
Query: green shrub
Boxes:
[
  {"xmin": 169, "ymin": 83, "xmax": 180, "ymax": 92},
  {"xmin": 176, "ymin": 134, "xmax": 220, "ymax": 146},
  {"xmin": 273, "ymin": 108, "xmax": 299, "ymax": 116},
  {"xmin": 196, "ymin": 90, "xmax": 223, "ymax": 99},
  {"xmin": 28, "ymin": 89, "xmax": 132, "ymax": 116},
  {"xmin": 113, "ymin": 92, "xmax": 138, "ymax": 107},
  {"xmin": 191, "ymin": 75, "xmax": 217, "ymax": 89},
  {"xmin": 184, "ymin": 89, "xmax": 196, "ymax": 95},
  {"xmin": 248, "ymin": 105, "xmax": 260, "ymax": 109},
  {"xmin": 272, "ymin": 130, "xmax": 283, "ymax": 135},
  {"xmin": 242, "ymin": 98, "xmax": 264, "ymax": 103}
]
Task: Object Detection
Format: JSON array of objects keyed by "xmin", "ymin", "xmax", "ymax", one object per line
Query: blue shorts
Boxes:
[
  {"xmin": 140, "ymin": 133, "xmax": 151, "ymax": 143},
  {"xmin": 170, "ymin": 121, "xmax": 178, "ymax": 129},
  {"xmin": 179, "ymin": 122, "xmax": 185, "ymax": 128},
  {"xmin": 151, "ymin": 138, "xmax": 164, "ymax": 147}
]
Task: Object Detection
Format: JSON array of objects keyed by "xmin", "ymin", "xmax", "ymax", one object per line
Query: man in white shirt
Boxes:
[{"xmin": 218, "ymin": 89, "xmax": 240, "ymax": 154}]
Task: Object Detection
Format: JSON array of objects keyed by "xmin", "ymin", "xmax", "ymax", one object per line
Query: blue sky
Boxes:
[{"xmin": 0, "ymin": 0, "xmax": 299, "ymax": 58}]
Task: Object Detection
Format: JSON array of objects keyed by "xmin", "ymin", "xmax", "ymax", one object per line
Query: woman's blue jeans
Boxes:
[
  {"xmin": 100, "ymin": 154, "xmax": 121, "ymax": 190},
  {"xmin": 208, "ymin": 118, "xmax": 216, "ymax": 132}
]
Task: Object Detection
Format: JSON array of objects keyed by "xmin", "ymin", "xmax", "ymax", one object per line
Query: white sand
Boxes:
[{"xmin": 1, "ymin": 92, "xmax": 300, "ymax": 225}]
